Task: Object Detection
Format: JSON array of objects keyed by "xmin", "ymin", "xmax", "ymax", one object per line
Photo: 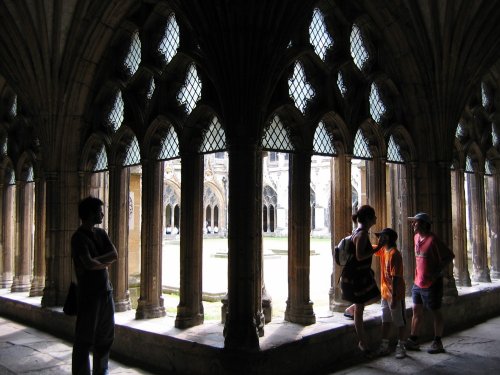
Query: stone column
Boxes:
[
  {"xmin": 175, "ymin": 153, "xmax": 203, "ymax": 327},
  {"xmin": 396, "ymin": 163, "xmax": 417, "ymax": 295},
  {"xmin": 136, "ymin": 159, "xmax": 166, "ymax": 319},
  {"xmin": 107, "ymin": 165, "xmax": 131, "ymax": 312},
  {"xmin": 30, "ymin": 178, "xmax": 46, "ymax": 296},
  {"xmin": 486, "ymin": 173, "xmax": 500, "ymax": 278},
  {"xmin": 0, "ymin": 182, "xmax": 3, "ymax": 284},
  {"xmin": 451, "ymin": 169, "xmax": 470, "ymax": 286},
  {"xmin": 224, "ymin": 144, "xmax": 262, "ymax": 351},
  {"xmin": 329, "ymin": 155, "xmax": 352, "ymax": 312},
  {"xmin": 11, "ymin": 181, "xmax": 34, "ymax": 292},
  {"xmin": 42, "ymin": 171, "xmax": 80, "ymax": 307},
  {"xmin": 285, "ymin": 152, "xmax": 315, "ymax": 325},
  {"xmin": 467, "ymin": 170, "xmax": 491, "ymax": 282},
  {"xmin": 1, "ymin": 184, "xmax": 15, "ymax": 288},
  {"xmin": 366, "ymin": 157, "xmax": 387, "ymax": 285}
]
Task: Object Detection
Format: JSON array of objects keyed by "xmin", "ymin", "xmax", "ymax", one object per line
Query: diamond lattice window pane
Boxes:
[
  {"xmin": 94, "ymin": 145, "xmax": 108, "ymax": 172},
  {"xmin": 350, "ymin": 24, "xmax": 369, "ymax": 71},
  {"xmin": 177, "ymin": 64, "xmax": 202, "ymax": 115},
  {"xmin": 123, "ymin": 136, "xmax": 141, "ymax": 166},
  {"xmin": 289, "ymin": 62, "xmax": 315, "ymax": 114},
  {"xmin": 455, "ymin": 123, "xmax": 465, "ymax": 138},
  {"xmin": 313, "ymin": 121, "xmax": 337, "ymax": 155},
  {"xmin": 492, "ymin": 123, "xmax": 498, "ymax": 147},
  {"xmin": 309, "ymin": 8, "xmax": 333, "ymax": 61},
  {"xmin": 262, "ymin": 115, "xmax": 295, "ymax": 151},
  {"xmin": 10, "ymin": 96, "xmax": 17, "ymax": 117},
  {"xmin": 353, "ymin": 129, "xmax": 372, "ymax": 159},
  {"xmin": 147, "ymin": 78, "xmax": 155, "ymax": 100},
  {"xmin": 465, "ymin": 155, "xmax": 474, "ymax": 173},
  {"xmin": 369, "ymin": 83, "xmax": 385, "ymax": 123},
  {"xmin": 158, "ymin": 126, "xmax": 180, "ymax": 160},
  {"xmin": 159, "ymin": 14, "xmax": 179, "ymax": 64},
  {"xmin": 108, "ymin": 91, "xmax": 124, "ymax": 132},
  {"xmin": 481, "ymin": 82, "xmax": 489, "ymax": 108},
  {"xmin": 200, "ymin": 117, "xmax": 226, "ymax": 153},
  {"xmin": 387, "ymin": 135, "xmax": 404, "ymax": 163},
  {"xmin": 337, "ymin": 72, "xmax": 347, "ymax": 97},
  {"xmin": 124, "ymin": 31, "xmax": 141, "ymax": 76}
]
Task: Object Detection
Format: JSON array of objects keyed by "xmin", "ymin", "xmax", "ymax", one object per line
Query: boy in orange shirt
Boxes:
[{"xmin": 374, "ymin": 227, "xmax": 407, "ymax": 359}]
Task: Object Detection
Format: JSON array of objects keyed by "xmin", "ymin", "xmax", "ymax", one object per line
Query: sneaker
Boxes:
[
  {"xmin": 376, "ymin": 345, "xmax": 390, "ymax": 356},
  {"xmin": 395, "ymin": 343, "xmax": 406, "ymax": 359},
  {"xmin": 427, "ymin": 339, "xmax": 445, "ymax": 354},
  {"xmin": 405, "ymin": 338, "xmax": 420, "ymax": 351}
]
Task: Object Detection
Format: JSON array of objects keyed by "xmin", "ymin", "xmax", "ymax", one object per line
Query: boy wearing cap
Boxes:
[
  {"xmin": 374, "ymin": 228, "xmax": 407, "ymax": 359},
  {"xmin": 406, "ymin": 212, "xmax": 455, "ymax": 354}
]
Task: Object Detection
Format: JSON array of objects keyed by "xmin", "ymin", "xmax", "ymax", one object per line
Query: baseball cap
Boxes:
[
  {"xmin": 408, "ymin": 212, "xmax": 432, "ymax": 224},
  {"xmin": 374, "ymin": 227, "xmax": 398, "ymax": 242}
]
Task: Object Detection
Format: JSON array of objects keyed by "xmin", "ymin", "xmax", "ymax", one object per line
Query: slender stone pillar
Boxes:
[
  {"xmin": 224, "ymin": 144, "xmax": 262, "ymax": 351},
  {"xmin": 108, "ymin": 165, "xmax": 131, "ymax": 312},
  {"xmin": 366, "ymin": 157, "xmax": 387, "ymax": 285},
  {"xmin": 487, "ymin": 173, "xmax": 500, "ymax": 279},
  {"xmin": 136, "ymin": 159, "xmax": 166, "ymax": 319},
  {"xmin": 174, "ymin": 153, "xmax": 204, "ymax": 327},
  {"xmin": 42, "ymin": 171, "xmax": 80, "ymax": 307},
  {"xmin": 396, "ymin": 163, "xmax": 417, "ymax": 296},
  {"xmin": 467, "ymin": 170, "xmax": 491, "ymax": 282},
  {"xmin": 451, "ymin": 169, "xmax": 471, "ymax": 286},
  {"xmin": 329, "ymin": 155, "xmax": 352, "ymax": 311},
  {"xmin": 285, "ymin": 152, "xmax": 315, "ymax": 325},
  {"xmin": 30, "ymin": 178, "xmax": 46, "ymax": 296},
  {"xmin": 1, "ymin": 184, "xmax": 15, "ymax": 288},
  {"xmin": 0, "ymin": 182, "xmax": 3, "ymax": 283},
  {"xmin": 12, "ymin": 181, "xmax": 33, "ymax": 292}
]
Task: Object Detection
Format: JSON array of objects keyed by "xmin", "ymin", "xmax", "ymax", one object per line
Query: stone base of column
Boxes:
[
  {"xmin": 262, "ymin": 297, "xmax": 272, "ymax": 324},
  {"xmin": 41, "ymin": 284, "xmax": 59, "ymax": 307},
  {"xmin": 0, "ymin": 273, "xmax": 13, "ymax": 288},
  {"xmin": 443, "ymin": 275, "xmax": 458, "ymax": 303},
  {"xmin": 284, "ymin": 301, "xmax": 316, "ymax": 325},
  {"xmin": 114, "ymin": 298, "xmax": 132, "ymax": 312},
  {"xmin": 473, "ymin": 269, "xmax": 491, "ymax": 283},
  {"xmin": 135, "ymin": 300, "xmax": 166, "ymax": 319},
  {"xmin": 11, "ymin": 276, "xmax": 31, "ymax": 293},
  {"xmin": 456, "ymin": 271, "xmax": 472, "ymax": 287},
  {"xmin": 29, "ymin": 276, "xmax": 45, "ymax": 297},
  {"xmin": 491, "ymin": 270, "xmax": 500, "ymax": 279},
  {"xmin": 223, "ymin": 316, "xmax": 260, "ymax": 351},
  {"xmin": 175, "ymin": 313, "xmax": 204, "ymax": 329}
]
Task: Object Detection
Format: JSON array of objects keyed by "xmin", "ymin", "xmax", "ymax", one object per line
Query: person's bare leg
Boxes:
[
  {"xmin": 411, "ymin": 303, "xmax": 423, "ymax": 336},
  {"xmin": 354, "ymin": 303, "xmax": 367, "ymax": 348},
  {"xmin": 431, "ymin": 308, "xmax": 444, "ymax": 337}
]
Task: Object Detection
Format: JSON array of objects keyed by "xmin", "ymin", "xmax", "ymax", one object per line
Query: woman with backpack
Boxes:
[{"xmin": 340, "ymin": 204, "xmax": 382, "ymax": 357}]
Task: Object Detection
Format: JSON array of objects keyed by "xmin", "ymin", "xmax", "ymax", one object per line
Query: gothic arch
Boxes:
[
  {"xmin": 80, "ymin": 132, "xmax": 111, "ymax": 172},
  {"xmin": 319, "ymin": 111, "xmax": 350, "ymax": 155},
  {"xmin": 15, "ymin": 150, "xmax": 37, "ymax": 182},
  {"xmin": 109, "ymin": 126, "xmax": 142, "ymax": 167},
  {"xmin": 144, "ymin": 115, "xmax": 180, "ymax": 160}
]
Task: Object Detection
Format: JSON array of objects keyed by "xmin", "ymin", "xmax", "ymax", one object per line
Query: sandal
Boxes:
[
  {"xmin": 343, "ymin": 312, "xmax": 354, "ymax": 319},
  {"xmin": 358, "ymin": 343, "xmax": 374, "ymax": 359}
]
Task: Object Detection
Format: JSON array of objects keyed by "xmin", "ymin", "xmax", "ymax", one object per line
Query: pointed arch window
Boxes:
[
  {"xmin": 350, "ymin": 24, "xmax": 369, "ymax": 71},
  {"xmin": 288, "ymin": 62, "xmax": 315, "ymax": 114},
  {"xmin": 456, "ymin": 123, "xmax": 465, "ymax": 139},
  {"xmin": 123, "ymin": 136, "xmax": 141, "ymax": 166},
  {"xmin": 159, "ymin": 14, "xmax": 180, "ymax": 65},
  {"xmin": 26, "ymin": 165, "xmax": 34, "ymax": 182},
  {"xmin": 200, "ymin": 116, "xmax": 226, "ymax": 153},
  {"xmin": 309, "ymin": 8, "xmax": 333, "ymax": 61},
  {"xmin": 386, "ymin": 135, "xmax": 404, "ymax": 163},
  {"xmin": 159, "ymin": 126, "xmax": 180, "ymax": 161},
  {"xmin": 147, "ymin": 78, "xmax": 155, "ymax": 100},
  {"xmin": 369, "ymin": 83, "xmax": 385, "ymax": 123},
  {"xmin": 7, "ymin": 169, "xmax": 15, "ymax": 185},
  {"xmin": 465, "ymin": 155, "xmax": 474, "ymax": 173},
  {"xmin": 10, "ymin": 96, "xmax": 17, "ymax": 117},
  {"xmin": 177, "ymin": 64, "xmax": 202, "ymax": 115},
  {"xmin": 353, "ymin": 129, "xmax": 372, "ymax": 159},
  {"xmin": 485, "ymin": 160, "xmax": 493, "ymax": 176},
  {"xmin": 313, "ymin": 121, "xmax": 337, "ymax": 156},
  {"xmin": 94, "ymin": 145, "xmax": 109, "ymax": 172},
  {"xmin": 124, "ymin": 31, "xmax": 141, "ymax": 76},
  {"xmin": 481, "ymin": 82, "xmax": 489, "ymax": 108},
  {"xmin": 337, "ymin": 72, "xmax": 347, "ymax": 97},
  {"xmin": 492, "ymin": 123, "xmax": 498, "ymax": 147},
  {"xmin": 1, "ymin": 136, "xmax": 7, "ymax": 155},
  {"xmin": 108, "ymin": 91, "xmax": 124, "ymax": 132},
  {"xmin": 262, "ymin": 115, "xmax": 294, "ymax": 151}
]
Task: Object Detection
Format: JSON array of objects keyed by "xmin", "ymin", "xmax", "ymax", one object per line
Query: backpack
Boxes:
[{"xmin": 334, "ymin": 235, "xmax": 354, "ymax": 266}]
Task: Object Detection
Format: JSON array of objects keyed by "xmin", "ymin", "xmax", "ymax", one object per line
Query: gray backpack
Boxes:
[{"xmin": 334, "ymin": 235, "xmax": 354, "ymax": 266}]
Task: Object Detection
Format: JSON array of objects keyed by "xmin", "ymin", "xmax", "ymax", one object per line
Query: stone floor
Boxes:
[{"xmin": 1, "ymin": 313, "xmax": 500, "ymax": 374}]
